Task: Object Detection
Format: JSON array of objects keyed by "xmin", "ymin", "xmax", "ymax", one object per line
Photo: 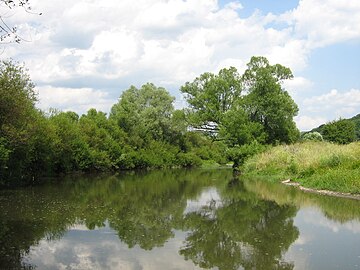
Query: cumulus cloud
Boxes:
[
  {"xmin": 293, "ymin": 88, "xmax": 360, "ymax": 130},
  {"xmin": 3, "ymin": 0, "xmax": 299, "ymax": 87},
  {"xmin": 283, "ymin": 76, "xmax": 313, "ymax": 94},
  {"xmin": 1, "ymin": 0, "xmax": 359, "ymax": 118},
  {"xmin": 295, "ymin": 115, "xmax": 327, "ymax": 131},
  {"xmin": 285, "ymin": 0, "xmax": 360, "ymax": 48},
  {"xmin": 303, "ymin": 88, "xmax": 360, "ymax": 117},
  {"xmin": 37, "ymin": 86, "xmax": 117, "ymax": 115}
]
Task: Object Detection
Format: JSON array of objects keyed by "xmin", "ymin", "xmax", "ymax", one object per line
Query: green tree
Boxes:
[
  {"xmin": 181, "ymin": 56, "xmax": 300, "ymax": 168},
  {"xmin": 181, "ymin": 57, "xmax": 299, "ymax": 145},
  {"xmin": 242, "ymin": 56, "xmax": 300, "ymax": 144},
  {"xmin": 110, "ymin": 83, "xmax": 175, "ymax": 146},
  {"xmin": 322, "ymin": 119, "xmax": 356, "ymax": 144},
  {"xmin": 79, "ymin": 108, "xmax": 125, "ymax": 171},
  {"xmin": 181, "ymin": 67, "xmax": 242, "ymax": 135},
  {"xmin": 220, "ymin": 102, "xmax": 266, "ymax": 146},
  {"xmin": 48, "ymin": 111, "xmax": 91, "ymax": 173},
  {"xmin": 0, "ymin": 60, "xmax": 40, "ymax": 184}
]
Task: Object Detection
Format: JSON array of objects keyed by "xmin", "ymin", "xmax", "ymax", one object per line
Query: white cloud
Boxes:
[
  {"xmin": 283, "ymin": 76, "xmax": 313, "ymax": 94},
  {"xmin": 3, "ymin": 0, "xmax": 299, "ymax": 86},
  {"xmin": 283, "ymin": 0, "xmax": 360, "ymax": 48},
  {"xmin": 295, "ymin": 115, "xmax": 327, "ymax": 131},
  {"xmin": 36, "ymin": 86, "xmax": 117, "ymax": 115},
  {"xmin": 1, "ymin": 0, "xmax": 359, "ymax": 114},
  {"xmin": 266, "ymin": 40, "xmax": 310, "ymax": 71},
  {"xmin": 295, "ymin": 88, "xmax": 360, "ymax": 130},
  {"xmin": 303, "ymin": 88, "xmax": 360, "ymax": 117}
]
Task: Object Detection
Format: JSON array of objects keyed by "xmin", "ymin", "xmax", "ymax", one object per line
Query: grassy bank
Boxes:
[{"xmin": 243, "ymin": 141, "xmax": 360, "ymax": 193}]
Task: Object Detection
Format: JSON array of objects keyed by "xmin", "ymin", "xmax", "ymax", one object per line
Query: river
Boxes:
[{"xmin": 1, "ymin": 169, "xmax": 360, "ymax": 269}]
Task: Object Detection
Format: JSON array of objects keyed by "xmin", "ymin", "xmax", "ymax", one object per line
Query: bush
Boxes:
[
  {"xmin": 302, "ymin": 132, "xmax": 323, "ymax": 142},
  {"xmin": 176, "ymin": 152, "xmax": 202, "ymax": 167},
  {"xmin": 322, "ymin": 119, "xmax": 356, "ymax": 144},
  {"xmin": 227, "ymin": 141, "xmax": 266, "ymax": 169}
]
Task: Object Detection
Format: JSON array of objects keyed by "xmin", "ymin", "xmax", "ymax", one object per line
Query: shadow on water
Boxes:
[{"xmin": 1, "ymin": 169, "xmax": 360, "ymax": 269}]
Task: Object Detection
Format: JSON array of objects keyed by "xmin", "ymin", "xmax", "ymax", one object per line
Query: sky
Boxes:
[{"xmin": 2, "ymin": 0, "xmax": 360, "ymax": 131}]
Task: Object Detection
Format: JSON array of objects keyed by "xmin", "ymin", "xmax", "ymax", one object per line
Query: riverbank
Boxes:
[{"xmin": 243, "ymin": 141, "xmax": 360, "ymax": 194}]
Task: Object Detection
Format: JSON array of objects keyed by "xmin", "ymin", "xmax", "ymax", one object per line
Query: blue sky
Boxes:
[{"xmin": 3, "ymin": 0, "xmax": 360, "ymax": 130}]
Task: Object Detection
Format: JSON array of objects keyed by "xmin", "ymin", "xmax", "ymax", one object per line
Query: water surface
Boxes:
[{"xmin": 1, "ymin": 169, "xmax": 360, "ymax": 269}]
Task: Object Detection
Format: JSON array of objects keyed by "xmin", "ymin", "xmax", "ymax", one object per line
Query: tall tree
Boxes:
[
  {"xmin": 181, "ymin": 57, "xmax": 299, "ymax": 145},
  {"xmin": 0, "ymin": 60, "xmax": 39, "ymax": 184},
  {"xmin": 110, "ymin": 83, "xmax": 175, "ymax": 146},
  {"xmin": 242, "ymin": 56, "xmax": 300, "ymax": 144},
  {"xmin": 181, "ymin": 56, "xmax": 300, "ymax": 168},
  {"xmin": 181, "ymin": 67, "xmax": 242, "ymax": 135}
]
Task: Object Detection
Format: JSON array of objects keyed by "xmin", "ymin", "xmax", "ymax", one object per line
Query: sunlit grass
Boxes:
[{"xmin": 243, "ymin": 141, "xmax": 360, "ymax": 193}]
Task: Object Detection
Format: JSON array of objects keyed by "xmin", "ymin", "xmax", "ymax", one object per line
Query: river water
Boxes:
[{"xmin": 1, "ymin": 169, "xmax": 360, "ymax": 269}]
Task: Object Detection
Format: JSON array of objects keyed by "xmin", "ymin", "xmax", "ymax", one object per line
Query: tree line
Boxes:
[
  {"xmin": 1, "ymin": 56, "xmax": 301, "ymax": 186},
  {"xmin": 306, "ymin": 115, "xmax": 359, "ymax": 144}
]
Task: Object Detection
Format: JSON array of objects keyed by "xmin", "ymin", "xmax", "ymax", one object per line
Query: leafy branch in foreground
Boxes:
[{"xmin": 0, "ymin": 0, "xmax": 41, "ymax": 43}]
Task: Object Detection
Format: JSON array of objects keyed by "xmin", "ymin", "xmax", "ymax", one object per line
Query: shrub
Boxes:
[
  {"xmin": 176, "ymin": 152, "xmax": 202, "ymax": 167},
  {"xmin": 322, "ymin": 119, "xmax": 356, "ymax": 144},
  {"xmin": 302, "ymin": 132, "xmax": 323, "ymax": 142}
]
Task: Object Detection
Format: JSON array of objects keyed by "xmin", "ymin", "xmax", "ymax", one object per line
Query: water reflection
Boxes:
[
  {"xmin": 1, "ymin": 169, "xmax": 360, "ymax": 269},
  {"xmin": 180, "ymin": 179, "xmax": 298, "ymax": 270}
]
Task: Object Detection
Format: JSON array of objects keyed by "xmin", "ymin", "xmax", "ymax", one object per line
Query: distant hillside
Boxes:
[{"xmin": 310, "ymin": 113, "xmax": 360, "ymax": 140}]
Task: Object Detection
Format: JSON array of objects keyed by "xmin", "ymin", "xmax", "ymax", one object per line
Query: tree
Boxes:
[
  {"xmin": 79, "ymin": 108, "xmax": 125, "ymax": 170},
  {"xmin": 0, "ymin": 60, "xmax": 39, "ymax": 184},
  {"xmin": 110, "ymin": 83, "xmax": 175, "ymax": 146},
  {"xmin": 180, "ymin": 67, "xmax": 242, "ymax": 135},
  {"xmin": 181, "ymin": 57, "xmax": 299, "ymax": 145},
  {"xmin": 181, "ymin": 57, "xmax": 300, "ymax": 169},
  {"xmin": 322, "ymin": 119, "xmax": 356, "ymax": 144},
  {"xmin": 242, "ymin": 56, "xmax": 300, "ymax": 144},
  {"xmin": 48, "ymin": 111, "xmax": 90, "ymax": 173},
  {"xmin": 0, "ymin": 60, "xmax": 36, "ymax": 133}
]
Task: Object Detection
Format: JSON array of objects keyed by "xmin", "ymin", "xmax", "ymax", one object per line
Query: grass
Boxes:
[{"xmin": 243, "ymin": 141, "xmax": 360, "ymax": 193}]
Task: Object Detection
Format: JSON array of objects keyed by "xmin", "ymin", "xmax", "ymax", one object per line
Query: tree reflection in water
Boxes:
[
  {"xmin": 3, "ymin": 169, "xmax": 359, "ymax": 269},
  {"xmin": 180, "ymin": 178, "xmax": 298, "ymax": 270}
]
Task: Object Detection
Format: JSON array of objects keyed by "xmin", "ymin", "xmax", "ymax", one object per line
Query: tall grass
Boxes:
[{"xmin": 243, "ymin": 141, "xmax": 360, "ymax": 193}]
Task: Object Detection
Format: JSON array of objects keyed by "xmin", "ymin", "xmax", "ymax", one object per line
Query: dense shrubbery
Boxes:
[
  {"xmin": 322, "ymin": 119, "xmax": 356, "ymax": 144},
  {"xmin": 1, "ymin": 57, "xmax": 301, "ymax": 186},
  {"xmin": 0, "ymin": 64, "xmax": 228, "ymax": 186},
  {"xmin": 310, "ymin": 117, "xmax": 359, "ymax": 144}
]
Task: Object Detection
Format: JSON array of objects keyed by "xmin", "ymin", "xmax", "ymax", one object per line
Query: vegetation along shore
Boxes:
[
  {"xmin": 1, "ymin": 55, "xmax": 359, "ymax": 192},
  {"xmin": 243, "ymin": 141, "xmax": 360, "ymax": 194}
]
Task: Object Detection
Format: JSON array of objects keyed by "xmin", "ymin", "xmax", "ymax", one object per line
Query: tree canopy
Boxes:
[
  {"xmin": 1, "ymin": 56, "xmax": 301, "ymax": 186},
  {"xmin": 181, "ymin": 67, "xmax": 242, "ymax": 134},
  {"xmin": 181, "ymin": 56, "xmax": 299, "ymax": 146},
  {"xmin": 110, "ymin": 83, "xmax": 175, "ymax": 145},
  {"xmin": 322, "ymin": 119, "xmax": 356, "ymax": 144},
  {"xmin": 181, "ymin": 56, "xmax": 300, "ymax": 168}
]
